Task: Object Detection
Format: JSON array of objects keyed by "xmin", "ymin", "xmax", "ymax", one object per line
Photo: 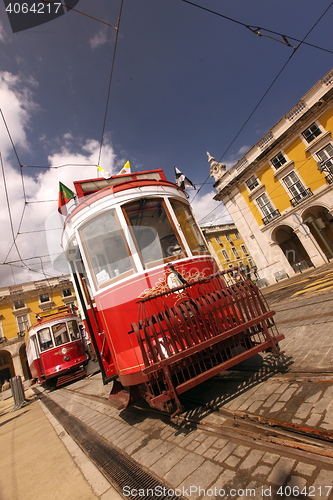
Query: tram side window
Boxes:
[
  {"xmin": 38, "ymin": 327, "xmax": 54, "ymax": 351},
  {"xmin": 67, "ymin": 320, "xmax": 80, "ymax": 341},
  {"xmin": 52, "ymin": 323, "xmax": 70, "ymax": 346},
  {"xmin": 80, "ymin": 209, "xmax": 135, "ymax": 288},
  {"xmin": 170, "ymin": 200, "xmax": 208, "ymax": 255},
  {"xmin": 124, "ymin": 198, "xmax": 185, "ymax": 268}
]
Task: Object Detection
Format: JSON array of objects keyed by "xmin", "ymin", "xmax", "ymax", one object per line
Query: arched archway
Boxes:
[
  {"xmin": 19, "ymin": 344, "xmax": 31, "ymax": 381},
  {"xmin": 0, "ymin": 350, "xmax": 15, "ymax": 386},
  {"xmin": 272, "ymin": 225, "xmax": 313, "ymax": 272},
  {"xmin": 302, "ymin": 205, "xmax": 333, "ymax": 260}
]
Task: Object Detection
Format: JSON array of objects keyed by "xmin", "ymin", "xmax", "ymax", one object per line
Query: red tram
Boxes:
[
  {"xmin": 62, "ymin": 169, "xmax": 284, "ymax": 414},
  {"xmin": 25, "ymin": 306, "xmax": 87, "ymax": 387}
]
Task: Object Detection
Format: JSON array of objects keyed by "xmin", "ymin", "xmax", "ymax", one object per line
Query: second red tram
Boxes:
[
  {"xmin": 26, "ymin": 306, "xmax": 87, "ymax": 387},
  {"xmin": 62, "ymin": 169, "xmax": 284, "ymax": 413}
]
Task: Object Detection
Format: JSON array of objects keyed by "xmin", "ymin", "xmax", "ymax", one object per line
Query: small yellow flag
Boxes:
[
  {"xmin": 117, "ymin": 161, "xmax": 131, "ymax": 175},
  {"xmin": 97, "ymin": 165, "xmax": 111, "ymax": 179}
]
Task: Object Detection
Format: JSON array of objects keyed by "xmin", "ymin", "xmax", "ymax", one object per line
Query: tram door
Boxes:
[{"xmin": 69, "ymin": 252, "xmax": 117, "ymax": 383}]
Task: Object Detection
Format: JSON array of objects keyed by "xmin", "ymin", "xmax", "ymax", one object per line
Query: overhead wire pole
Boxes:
[{"xmin": 97, "ymin": 0, "xmax": 124, "ymax": 168}]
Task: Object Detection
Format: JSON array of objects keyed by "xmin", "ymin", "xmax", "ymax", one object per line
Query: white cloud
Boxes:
[
  {"xmin": 0, "ymin": 71, "xmax": 38, "ymax": 160},
  {"xmin": 0, "ymin": 70, "xmax": 124, "ymax": 286},
  {"xmin": 190, "ymin": 191, "xmax": 232, "ymax": 227},
  {"xmin": 89, "ymin": 28, "xmax": 108, "ymax": 49},
  {"xmin": 237, "ymin": 144, "xmax": 250, "ymax": 156},
  {"xmin": 0, "ymin": 21, "xmax": 7, "ymax": 42},
  {"xmin": 0, "ymin": 135, "xmax": 121, "ymax": 286}
]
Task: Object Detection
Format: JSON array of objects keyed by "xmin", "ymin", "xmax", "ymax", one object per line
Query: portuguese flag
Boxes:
[{"xmin": 58, "ymin": 182, "xmax": 75, "ymax": 215}]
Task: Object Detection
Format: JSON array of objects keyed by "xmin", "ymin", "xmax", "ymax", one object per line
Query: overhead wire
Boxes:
[
  {"xmin": 1, "ymin": 0, "xmax": 332, "ymax": 280},
  {"xmin": 41, "ymin": 1, "xmax": 118, "ymax": 30},
  {"xmin": 179, "ymin": 0, "xmax": 333, "ymax": 55},
  {"xmin": 194, "ymin": 0, "xmax": 333, "ymax": 222},
  {"xmin": 21, "ymin": 163, "xmax": 98, "ymax": 169},
  {"xmin": 0, "ymin": 1, "xmax": 125, "ymax": 280},
  {"xmin": 98, "ymin": 0, "xmax": 124, "ymax": 166}
]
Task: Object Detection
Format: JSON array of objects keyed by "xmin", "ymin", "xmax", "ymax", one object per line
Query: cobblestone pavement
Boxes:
[
  {"xmin": 41, "ymin": 282, "xmax": 333, "ymax": 500},
  {"xmin": 46, "ymin": 380, "xmax": 333, "ymax": 500}
]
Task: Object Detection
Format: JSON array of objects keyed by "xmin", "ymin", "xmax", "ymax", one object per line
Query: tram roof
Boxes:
[
  {"xmin": 27, "ymin": 306, "xmax": 77, "ymax": 334},
  {"xmin": 73, "ymin": 169, "xmax": 168, "ymax": 198}
]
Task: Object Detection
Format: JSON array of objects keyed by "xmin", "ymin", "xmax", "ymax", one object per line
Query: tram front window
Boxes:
[
  {"xmin": 80, "ymin": 209, "xmax": 135, "ymax": 288},
  {"xmin": 123, "ymin": 199, "xmax": 185, "ymax": 268},
  {"xmin": 52, "ymin": 322, "xmax": 70, "ymax": 346},
  {"xmin": 38, "ymin": 327, "xmax": 54, "ymax": 351},
  {"xmin": 170, "ymin": 200, "xmax": 208, "ymax": 255}
]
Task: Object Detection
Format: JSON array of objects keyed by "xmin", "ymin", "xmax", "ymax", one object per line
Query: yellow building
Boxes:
[
  {"xmin": 202, "ymin": 223, "xmax": 256, "ymax": 273},
  {"xmin": 210, "ymin": 69, "xmax": 333, "ymax": 283},
  {"xmin": 0, "ymin": 276, "xmax": 77, "ymax": 385}
]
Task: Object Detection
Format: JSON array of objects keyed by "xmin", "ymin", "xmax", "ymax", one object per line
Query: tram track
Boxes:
[
  {"xmin": 173, "ymin": 397, "xmax": 333, "ymax": 460},
  {"xmin": 56, "ymin": 372, "xmax": 333, "ymax": 464}
]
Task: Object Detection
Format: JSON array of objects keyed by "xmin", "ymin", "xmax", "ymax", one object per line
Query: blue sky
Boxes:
[{"xmin": 0, "ymin": 0, "xmax": 332, "ymax": 285}]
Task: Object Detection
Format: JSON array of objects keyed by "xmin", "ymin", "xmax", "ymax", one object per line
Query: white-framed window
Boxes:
[
  {"xmin": 302, "ymin": 122, "xmax": 322, "ymax": 144},
  {"xmin": 215, "ymin": 235, "xmax": 223, "ymax": 245},
  {"xmin": 231, "ymin": 247, "xmax": 240, "ymax": 258},
  {"xmin": 62, "ymin": 288, "xmax": 72, "ymax": 297},
  {"xmin": 255, "ymin": 193, "xmax": 278, "ymax": 223},
  {"xmin": 245, "ymin": 175, "xmax": 259, "ymax": 191},
  {"xmin": 271, "ymin": 152, "xmax": 287, "ymax": 169},
  {"xmin": 221, "ymin": 249, "xmax": 230, "ymax": 261},
  {"xmin": 248, "ymin": 258, "xmax": 254, "ymax": 267},
  {"xmin": 17, "ymin": 314, "xmax": 29, "ymax": 336},
  {"xmin": 282, "ymin": 171, "xmax": 308, "ymax": 201},
  {"xmin": 316, "ymin": 143, "xmax": 333, "ymax": 172},
  {"xmin": 13, "ymin": 299, "xmax": 25, "ymax": 310},
  {"xmin": 234, "ymin": 231, "xmax": 240, "ymax": 239},
  {"xmin": 225, "ymin": 234, "xmax": 232, "ymax": 242}
]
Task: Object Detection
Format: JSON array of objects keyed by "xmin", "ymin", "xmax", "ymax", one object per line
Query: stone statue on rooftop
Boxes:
[{"xmin": 207, "ymin": 152, "xmax": 226, "ymax": 181}]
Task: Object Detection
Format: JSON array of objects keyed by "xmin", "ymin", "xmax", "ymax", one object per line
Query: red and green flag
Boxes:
[{"xmin": 58, "ymin": 182, "xmax": 75, "ymax": 215}]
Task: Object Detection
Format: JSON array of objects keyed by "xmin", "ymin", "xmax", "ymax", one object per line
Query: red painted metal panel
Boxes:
[{"xmin": 40, "ymin": 340, "xmax": 86, "ymax": 379}]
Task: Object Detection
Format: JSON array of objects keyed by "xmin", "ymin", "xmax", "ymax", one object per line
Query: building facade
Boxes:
[
  {"xmin": 0, "ymin": 276, "xmax": 77, "ymax": 385},
  {"xmin": 210, "ymin": 69, "xmax": 333, "ymax": 283},
  {"xmin": 202, "ymin": 223, "xmax": 256, "ymax": 273}
]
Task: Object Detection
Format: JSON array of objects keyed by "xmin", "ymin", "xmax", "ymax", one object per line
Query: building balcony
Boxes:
[
  {"xmin": 262, "ymin": 209, "xmax": 281, "ymax": 225},
  {"xmin": 325, "ymin": 173, "xmax": 333, "ymax": 184},
  {"xmin": 290, "ymin": 188, "xmax": 313, "ymax": 207}
]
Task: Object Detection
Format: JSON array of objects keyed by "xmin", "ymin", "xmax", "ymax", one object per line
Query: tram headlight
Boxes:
[{"xmin": 63, "ymin": 355, "xmax": 70, "ymax": 362}]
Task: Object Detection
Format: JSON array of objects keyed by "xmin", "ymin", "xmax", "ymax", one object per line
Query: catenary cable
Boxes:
[
  {"xmin": 195, "ymin": 1, "xmax": 333, "ymax": 221},
  {"xmin": 98, "ymin": 0, "xmax": 124, "ymax": 166},
  {"xmin": 179, "ymin": 0, "xmax": 333, "ymax": 55}
]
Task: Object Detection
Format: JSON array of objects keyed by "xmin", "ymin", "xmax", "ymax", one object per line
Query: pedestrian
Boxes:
[{"xmin": 79, "ymin": 324, "xmax": 97, "ymax": 362}]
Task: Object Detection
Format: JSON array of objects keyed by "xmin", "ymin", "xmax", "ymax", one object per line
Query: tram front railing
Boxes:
[{"xmin": 132, "ymin": 269, "xmax": 284, "ymax": 413}]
